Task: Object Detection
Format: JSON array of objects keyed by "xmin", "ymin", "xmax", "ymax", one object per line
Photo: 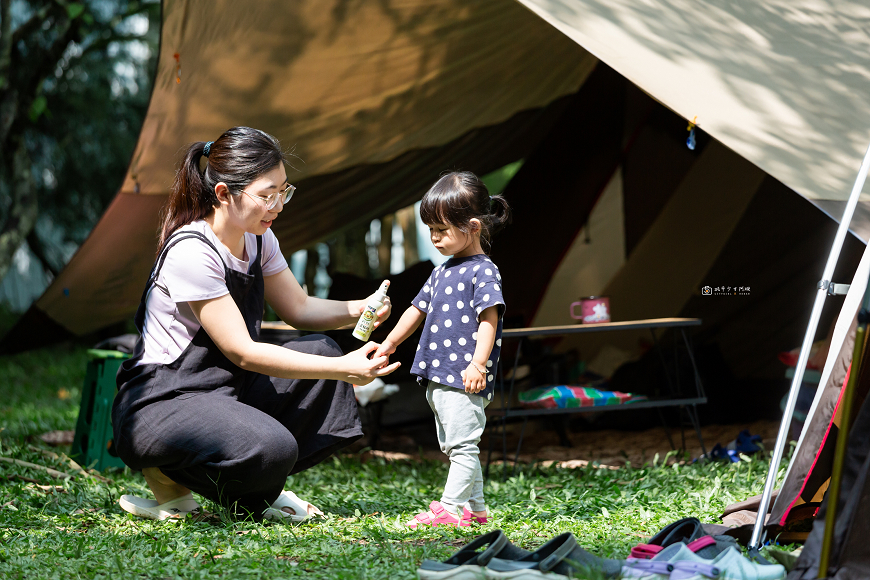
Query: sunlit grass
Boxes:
[{"xmin": 0, "ymin": 344, "xmax": 791, "ymax": 579}]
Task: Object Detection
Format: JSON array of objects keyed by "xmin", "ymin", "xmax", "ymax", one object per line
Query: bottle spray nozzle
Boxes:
[{"xmin": 375, "ymin": 280, "xmax": 390, "ymax": 300}]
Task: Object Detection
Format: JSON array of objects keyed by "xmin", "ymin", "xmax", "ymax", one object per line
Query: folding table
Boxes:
[{"xmin": 484, "ymin": 317, "xmax": 708, "ymax": 475}]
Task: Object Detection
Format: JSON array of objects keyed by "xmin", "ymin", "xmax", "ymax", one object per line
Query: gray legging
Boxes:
[{"xmin": 426, "ymin": 381, "xmax": 490, "ymax": 514}]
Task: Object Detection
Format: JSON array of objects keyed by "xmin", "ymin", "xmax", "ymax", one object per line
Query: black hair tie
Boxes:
[{"xmin": 203, "ymin": 141, "xmax": 213, "ymax": 157}]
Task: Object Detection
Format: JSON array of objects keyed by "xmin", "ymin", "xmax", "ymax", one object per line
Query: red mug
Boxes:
[{"xmin": 570, "ymin": 296, "xmax": 611, "ymax": 324}]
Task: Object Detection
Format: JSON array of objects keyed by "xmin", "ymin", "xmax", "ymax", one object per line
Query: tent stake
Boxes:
[
  {"xmin": 817, "ymin": 313, "xmax": 867, "ymax": 577},
  {"xmin": 749, "ymin": 139, "xmax": 870, "ymax": 550}
]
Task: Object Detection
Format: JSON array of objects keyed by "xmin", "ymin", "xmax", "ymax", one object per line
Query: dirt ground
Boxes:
[{"xmin": 356, "ymin": 419, "xmax": 784, "ymax": 468}]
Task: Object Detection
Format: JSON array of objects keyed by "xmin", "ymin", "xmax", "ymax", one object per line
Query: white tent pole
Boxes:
[
  {"xmin": 774, "ymin": 244, "xmax": 870, "ymax": 512},
  {"xmin": 749, "ymin": 139, "xmax": 870, "ymax": 550}
]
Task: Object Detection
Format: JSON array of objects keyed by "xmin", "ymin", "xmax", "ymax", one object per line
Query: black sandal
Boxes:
[
  {"xmin": 631, "ymin": 517, "xmax": 737, "ymax": 560},
  {"xmin": 633, "ymin": 517, "xmax": 705, "ymax": 558},
  {"xmin": 417, "ymin": 529, "xmax": 529, "ymax": 580}
]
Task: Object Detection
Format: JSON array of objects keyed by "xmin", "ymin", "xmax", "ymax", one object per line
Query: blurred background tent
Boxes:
[
  {"xmin": 1, "ymin": 0, "xmax": 595, "ymax": 344},
  {"xmin": 4, "ymin": 0, "xmax": 870, "ymax": 421}
]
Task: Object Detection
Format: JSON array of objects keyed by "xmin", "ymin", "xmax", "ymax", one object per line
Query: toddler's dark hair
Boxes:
[{"xmin": 419, "ymin": 171, "xmax": 511, "ymax": 253}]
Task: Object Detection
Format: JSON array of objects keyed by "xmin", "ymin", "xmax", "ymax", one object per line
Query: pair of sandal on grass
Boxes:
[
  {"xmin": 118, "ymin": 490, "xmax": 322, "ymax": 522},
  {"xmin": 418, "ymin": 517, "xmax": 787, "ymax": 580},
  {"xmin": 619, "ymin": 517, "xmax": 784, "ymax": 580},
  {"xmin": 418, "ymin": 529, "xmax": 621, "ymax": 580}
]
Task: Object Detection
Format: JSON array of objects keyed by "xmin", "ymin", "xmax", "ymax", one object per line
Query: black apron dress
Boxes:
[{"xmin": 112, "ymin": 230, "xmax": 362, "ymax": 516}]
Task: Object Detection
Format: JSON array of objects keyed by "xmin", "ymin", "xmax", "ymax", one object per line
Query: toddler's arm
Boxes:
[
  {"xmin": 463, "ymin": 305, "xmax": 498, "ymax": 394},
  {"xmin": 374, "ymin": 306, "xmax": 426, "ymax": 358}
]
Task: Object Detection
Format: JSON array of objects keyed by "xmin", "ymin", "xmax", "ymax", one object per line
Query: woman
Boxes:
[{"xmin": 112, "ymin": 127, "xmax": 399, "ymax": 521}]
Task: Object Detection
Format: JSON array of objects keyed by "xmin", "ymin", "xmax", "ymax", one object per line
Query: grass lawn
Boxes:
[{"xmin": 0, "ymin": 344, "xmax": 791, "ymax": 579}]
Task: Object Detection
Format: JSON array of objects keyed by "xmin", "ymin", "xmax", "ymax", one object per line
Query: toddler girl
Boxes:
[{"xmin": 375, "ymin": 171, "xmax": 510, "ymax": 527}]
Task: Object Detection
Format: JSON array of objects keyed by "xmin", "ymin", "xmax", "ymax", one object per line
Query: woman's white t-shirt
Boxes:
[{"xmin": 138, "ymin": 220, "xmax": 288, "ymax": 366}]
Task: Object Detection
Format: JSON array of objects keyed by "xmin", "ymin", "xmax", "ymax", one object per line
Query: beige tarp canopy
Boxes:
[
  {"xmin": 129, "ymin": 1, "xmax": 592, "ymax": 195},
  {"xmin": 516, "ymin": 0, "xmax": 870, "ymax": 235},
  {"xmin": 6, "ymin": 0, "xmax": 870, "ymax": 348}
]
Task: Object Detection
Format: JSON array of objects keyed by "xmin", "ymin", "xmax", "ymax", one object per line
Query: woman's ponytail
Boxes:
[{"xmin": 157, "ymin": 141, "xmax": 215, "ymax": 253}]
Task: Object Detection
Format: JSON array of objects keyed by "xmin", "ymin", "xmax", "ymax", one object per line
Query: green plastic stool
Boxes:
[{"xmin": 70, "ymin": 349, "xmax": 130, "ymax": 471}]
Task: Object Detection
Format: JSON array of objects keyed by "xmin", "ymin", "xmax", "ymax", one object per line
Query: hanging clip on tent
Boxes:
[
  {"xmin": 686, "ymin": 116, "xmax": 697, "ymax": 151},
  {"xmin": 818, "ymin": 280, "xmax": 851, "ymax": 296},
  {"xmin": 749, "ymin": 137, "xmax": 870, "ymax": 552}
]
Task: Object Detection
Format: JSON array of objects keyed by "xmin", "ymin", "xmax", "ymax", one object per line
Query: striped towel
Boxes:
[{"xmin": 518, "ymin": 385, "xmax": 647, "ymax": 409}]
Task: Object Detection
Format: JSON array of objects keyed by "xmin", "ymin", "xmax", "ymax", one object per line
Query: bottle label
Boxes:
[{"xmin": 353, "ymin": 305, "xmax": 379, "ymax": 340}]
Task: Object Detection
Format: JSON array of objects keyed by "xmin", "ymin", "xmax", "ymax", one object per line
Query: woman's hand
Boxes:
[
  {"xmin": 356, "ymin": 289, "xmax": 392, "ymax": 329},
  {"xmin": 340, "ymin": 342, "xmax": 400, "ymax": 385},
  {"xmin": 462, "ymin": 362, "xmax": 487, "ymax": 394}
]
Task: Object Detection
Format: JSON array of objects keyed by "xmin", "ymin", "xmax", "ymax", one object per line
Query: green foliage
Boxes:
[
  {"xmin": 0, "ymin": 0, "xmax": 160, "ymax": 286},
  {"xmin": 27, "ymin": 96, "xmax": 49, "ymax": 123},
  {"xmin": 0, "ymin": 344, "xmax": 794, "ymax": 579},
  {"xmin": 23, "ymin": 0, "xmax": 161, "ymax": 246},
  {"xmin": 66, "ymin": 3, "xmax": 86, "ymax": 20},
  {"xmin": 481, "ymin": 160, "xmax": 524, "ymax": 196},
  {"xmin": 0, "ymin": 302, "xmax": 20, "ymax": 337}
]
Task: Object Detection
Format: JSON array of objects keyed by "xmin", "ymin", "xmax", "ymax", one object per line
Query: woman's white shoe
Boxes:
[
  {"xmin": 118, "ymin": 493, "xmax": 201, "ymax": 520},
  {"xmin": 263, "ymin": 490, "xmax": 324, "ymax": 522}
]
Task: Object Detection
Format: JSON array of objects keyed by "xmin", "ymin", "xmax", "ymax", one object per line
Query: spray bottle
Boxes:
[{"xmin": 352, "ymin": 280, "xmax": 389, "ymax": 341}]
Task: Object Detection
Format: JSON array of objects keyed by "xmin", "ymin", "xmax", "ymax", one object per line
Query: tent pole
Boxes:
[
  {"xmin": 773, "ymin": 234, "xmax": 870, "ymax": 519},
  {"xmin": 749, "ymin": 139, "xmax": 870, "ymax": 550}
]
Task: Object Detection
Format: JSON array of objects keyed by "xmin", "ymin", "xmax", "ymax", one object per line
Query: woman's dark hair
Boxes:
[
  {"xmin": 158, "ymin": 126, "xmax": 286, "ymax": 252},
  {"xmin": 419, "ymin": 171, "xmax": 511, "ymax": 253}
]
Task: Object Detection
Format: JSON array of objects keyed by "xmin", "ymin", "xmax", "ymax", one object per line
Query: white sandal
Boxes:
[
  {"xmin": 262, "ymin": 490, "xmax": 324, "ymax": 522},
  {"xmin": 118, "ymin": 493, "xmax": 201, "ymax": 521}
]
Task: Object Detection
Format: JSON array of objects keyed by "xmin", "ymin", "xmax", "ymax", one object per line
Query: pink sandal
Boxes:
[
  {"xmin": 461, "ymin": 507, "xmax": 489, "ymax": 524},
  {"xmin": 407, "ymin": 501, "xmax": 469, "ymax": 529}
]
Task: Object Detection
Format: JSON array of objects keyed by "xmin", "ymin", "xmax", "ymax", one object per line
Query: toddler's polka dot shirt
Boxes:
[{"xmin": 411, "ymin": 254, "xmax": 505, "ymax": 400}]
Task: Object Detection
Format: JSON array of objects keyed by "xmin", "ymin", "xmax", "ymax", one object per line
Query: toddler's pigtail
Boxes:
[{"xmin": 489, "ymin": 194, "xmax": 512, "ymax": 236}]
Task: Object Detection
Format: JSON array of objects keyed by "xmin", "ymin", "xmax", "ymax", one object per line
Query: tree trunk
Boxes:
[
  {"xmin": 396, "ymin": 206, "xmax": 419, "ymax": 268},
  {"xmin": 27, "ymin": 228, "xmax": 58, "ymax": 278},
  {"xmin": 304, "ymin": 247, "xmax": 320, "ymax": 295},
  {"xmin": 330, "ymin": 222, "xmax": 371, "ymax": 279},
  {"xmin": 378, "ymin": 214, "xmax": 393, "ymax": 277},
  {"xmin": 0, "ymin": 142, "xmax": 38, "ymax": 282}
]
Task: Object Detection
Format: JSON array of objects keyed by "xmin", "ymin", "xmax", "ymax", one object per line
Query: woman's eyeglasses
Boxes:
[{"xmin": 240, "ymin": 183, "xmax": 295, "ymax": 210}]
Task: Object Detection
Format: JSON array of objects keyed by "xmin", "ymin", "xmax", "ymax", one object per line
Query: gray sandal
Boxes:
[
  {"xmin": 484, "ymin": 532, "xmax": 621, "ymax": 579},
  {"xmin": 417, "ymin": 529, "xmax": 529, "ymax": 580}
]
